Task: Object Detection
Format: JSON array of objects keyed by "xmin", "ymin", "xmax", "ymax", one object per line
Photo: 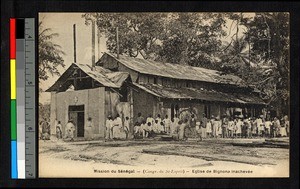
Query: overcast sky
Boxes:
[{"xmin": 39, "ymin": 12, "xmax": 253, "ymax": 104}]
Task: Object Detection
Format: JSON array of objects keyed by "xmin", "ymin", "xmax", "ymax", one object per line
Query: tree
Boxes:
[
  {"xmin": 220, "ymin": 12, "xmax": 289, "ymax": 115},
  {"xmin": 246, "ymin": 13, "xmax": 289, "ymax": 115},
  {"xmin": 39, "ymin": 21, "xmax": 65, "ymax": 82},
  {"xmin": 82, "ymin": 13, "xmax": 226, "ymax": 69},
  {"xmin": 82, "ymin": 13, "xmax": 168, "ymax": 60},
  {"xmin": 158, "ymin": 13, "xmax": 226, "ymax": 68}
]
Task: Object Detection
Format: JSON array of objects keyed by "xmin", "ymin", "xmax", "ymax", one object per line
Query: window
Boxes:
[{"xmin": 154, "ymin": 77, "xmax": 157, "ymax": 84}]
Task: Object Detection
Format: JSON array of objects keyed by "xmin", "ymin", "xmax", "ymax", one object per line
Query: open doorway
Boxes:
[{"xmin": 68, "ymin": 105, "xmax": 85, "ymax": 137}]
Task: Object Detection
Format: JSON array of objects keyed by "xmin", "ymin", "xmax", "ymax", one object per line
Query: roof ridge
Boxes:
[
  {"xmin": 105, "ymin": 52, "xmax": 224, "ymax": 74},
  {"xmin": 103, "ymin": 52, "xmax": 245, "ymax": 87}
]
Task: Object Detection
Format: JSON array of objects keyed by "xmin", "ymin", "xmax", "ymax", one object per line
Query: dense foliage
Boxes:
[{"xmin": 81, "ymin": 12, "xmax": 289, "ymax": 114}]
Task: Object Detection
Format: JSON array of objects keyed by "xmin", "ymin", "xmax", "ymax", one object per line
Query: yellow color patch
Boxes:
[{"xmin": 10, "ymin": 59, "xmax": 16, "ymax": 99}]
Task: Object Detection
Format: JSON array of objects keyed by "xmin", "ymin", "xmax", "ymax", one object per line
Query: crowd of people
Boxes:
[
  {"xmin": 128, "ymin": 112, "xmax": 290, "ymax": 141},
  {"xmin": 48, "ymin": 111, "xmax": 289, "ymax": 141}
]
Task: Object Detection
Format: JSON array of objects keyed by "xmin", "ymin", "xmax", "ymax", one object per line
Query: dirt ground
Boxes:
[{"xmin": 39, "ymin": 137, "xmax": 289, "ymax": 178}]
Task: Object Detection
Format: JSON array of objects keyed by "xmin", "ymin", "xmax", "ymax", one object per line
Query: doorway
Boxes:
[{"xmin": 68, "ymin": 105, "xmax": 85, "ymax": 137}]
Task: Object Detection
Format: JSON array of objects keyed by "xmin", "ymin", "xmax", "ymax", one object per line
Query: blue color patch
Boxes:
[{"xmin": 11, "ymin": 141, "xmax": 18, "ymax": 178}]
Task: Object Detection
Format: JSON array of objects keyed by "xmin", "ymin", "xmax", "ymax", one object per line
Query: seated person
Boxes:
[
  {"xmin": 140, "ymin": 121, "xmax": 150, "ymax": 138},
  {"xmin": 133, "ymin": 122, "xmax": 142, "ymax": 139},
  {"xmin": 153, "ymin": 119, "xmax": 160, "ymax": 134},
  {"xmin": 159, "ymin": 121, "xmax": 165, "ymax": 134}
]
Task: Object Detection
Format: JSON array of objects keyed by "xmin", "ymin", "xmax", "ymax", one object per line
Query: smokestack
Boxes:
[
  {"xmin": 97, "ymin": 27, "xmax": 100, "ymax": 60},
  {"xmin": 92, "ymin": 20, "xmax": 95, "ymax": 67},
  {"xmin": 73, "ymin": 24, "xmax": 76, "ymax": 63},
  {"xmin": 116, "ymin": 26, "xmax": 119, "ymax": 59}
]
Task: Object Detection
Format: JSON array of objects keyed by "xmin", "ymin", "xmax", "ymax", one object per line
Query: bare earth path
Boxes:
[{"xmin": 39, "ymin": 138, "xmax": 289, "ymax": 178}]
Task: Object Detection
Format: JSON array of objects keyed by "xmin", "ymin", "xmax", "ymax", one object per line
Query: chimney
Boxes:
[
  {"xmin": 73, "ymin": 24, "xmax": 76, "ymax": 63},
  {"xmin": 92, "ymin": 20, "xmax": 95, "ymax": 67},
  {"xmin": 116, "ymin": 26, "xmax": 119, "ymax": 59},
  {"xmin": 97, "ymin": 27, "xmax": 100, "ymax": 60}
]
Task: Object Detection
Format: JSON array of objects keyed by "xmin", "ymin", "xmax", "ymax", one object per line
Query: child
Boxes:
[
  {"xmin": 206, "ymin": 119, "xmax": 212, "ymax": 138},
  {"xmin": 159, "ymin": 121, "xmax": 165, "ymax": 133},
  {"xmin": 141, "ymin": 121, "xmax": 150, "ymax": 138},
  {"xmin": 133, "ymin": 122, "xmax": 142, "ymax": 139},
  {"xmin": 153, "ymin": 119, "xmax": 160, "ymax": 134},
  {"xmin": 163, "ymin": 115, "xmax": 171, "ymax": 134},
  {"xmin": 147, "ymin": 121, "xmax": 154, "ymax": 138},
  {"xmin": 146, "ymin": 114, "xmax": 154, "ymax": 127},
  {"xmin": 155, "ymin": 114, "xmax": 162, "ymax": 127}
]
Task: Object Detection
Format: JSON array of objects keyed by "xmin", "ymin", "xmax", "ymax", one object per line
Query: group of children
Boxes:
[
  {"xmin": 132, "ymin": 113, "xmax": 203, "ymax": 141},
  {"xmin": 133, "ymin": 113, "xmax": 179, "ymax": 139},
  {"xmin": 197, "ymin": 114, "xmax": 290, "ymax": 139}
]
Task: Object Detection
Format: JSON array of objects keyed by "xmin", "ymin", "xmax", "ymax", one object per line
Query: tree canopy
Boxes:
[
  {"xmin": 82, "ymin": 12, "xmax": 289, "ymax": 113},
  {"xmin": 39, "ymin": 21, "xmax": 65, "ymax": 82}
]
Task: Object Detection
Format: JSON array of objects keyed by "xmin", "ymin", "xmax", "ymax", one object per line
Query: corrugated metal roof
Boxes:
[
  {"xmin": 133, "ymin": 83, "xmax": 265, "ymax": 105},
  {"xmin": 46, "ymin": 63, "xmax": 129, "ymax": 92},
  {"xmin": 100, "ymin": 53, "xmax": 245, "ymax": 86},
  {"xmin": 76, "ymin": 64, "xmax": 118, "ymax": 88},
  {"xmin": 106, "ymin": 72, "xmax": 130, "ymax": 88}
]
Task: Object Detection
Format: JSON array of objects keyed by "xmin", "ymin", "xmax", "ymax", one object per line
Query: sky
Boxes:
[
  {"xmin": 39, "ymin": 12, "xmax": 254, "ymax": 104},
  {"xmin": 39, "ymin": 13, "xmax": 108, "ymax": 103}
]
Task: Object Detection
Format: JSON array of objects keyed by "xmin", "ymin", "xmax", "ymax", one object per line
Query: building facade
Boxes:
[
  {"xmin": 97, "ymin": 53, "xmax": 265, "ymax": 124},
  {"xmin": 46, "ymin": 63, "xmax": 131, "ymax": 138},
  {"xmin": 47, "ymin": 53, "xmax": 265, "ymax": 139}
]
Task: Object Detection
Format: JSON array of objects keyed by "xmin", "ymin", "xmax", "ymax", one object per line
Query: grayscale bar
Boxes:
[
  {"xmin": 24, "ymin": 18, "xmax": 36, "ymax": 179},
  {"xmin": 16, "ymin": 37, "xmax": 25, "ymax": 179}
]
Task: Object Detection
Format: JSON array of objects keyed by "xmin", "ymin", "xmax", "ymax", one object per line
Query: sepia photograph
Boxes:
[{"xmin": 38, "ymin": 12, "xmax": 290, "ymax": 178}]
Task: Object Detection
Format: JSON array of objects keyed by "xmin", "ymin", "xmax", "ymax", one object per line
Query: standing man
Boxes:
[
  {"xmin": 123, "ymin": 116, "xmax": 130, "ymax": 139},
  {"xmin": 85, "ymin": 117, "xmax": 94, "ymax": 140},
  {"xmin": 189, "ymin": 114, "xmax": 197, "ymax": 137},
  {"xmin": 201, "ymin": 113, "xmax": 208, "ymax": 139},
  {"xmin": 105, "ymin": 115, "xmax": 113, "ymax": 141},
  {"xmin": 112, "ymin": 114, "xmax": 122, "ymax": 139},
  {"xmin": 221, "ymin": 114, "xmax": 229, "ymax": 138},
  {"xmin": 65, "ymin": 119, "xmax": 76, "ymax": 141}
]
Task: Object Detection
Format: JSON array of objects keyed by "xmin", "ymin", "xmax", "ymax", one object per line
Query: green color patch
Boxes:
[{"xmin": 11, "ymin": 100, "xmax": 17, "ymax": 140}]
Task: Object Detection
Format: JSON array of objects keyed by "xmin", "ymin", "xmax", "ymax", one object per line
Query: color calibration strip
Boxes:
[
  {"xmin": 10, "ymin": 18, "xmax": 36, "ymax": 179},
  {"xmin": 10, "ymin": 18, "xmax": 18, "ymax": 179}
]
